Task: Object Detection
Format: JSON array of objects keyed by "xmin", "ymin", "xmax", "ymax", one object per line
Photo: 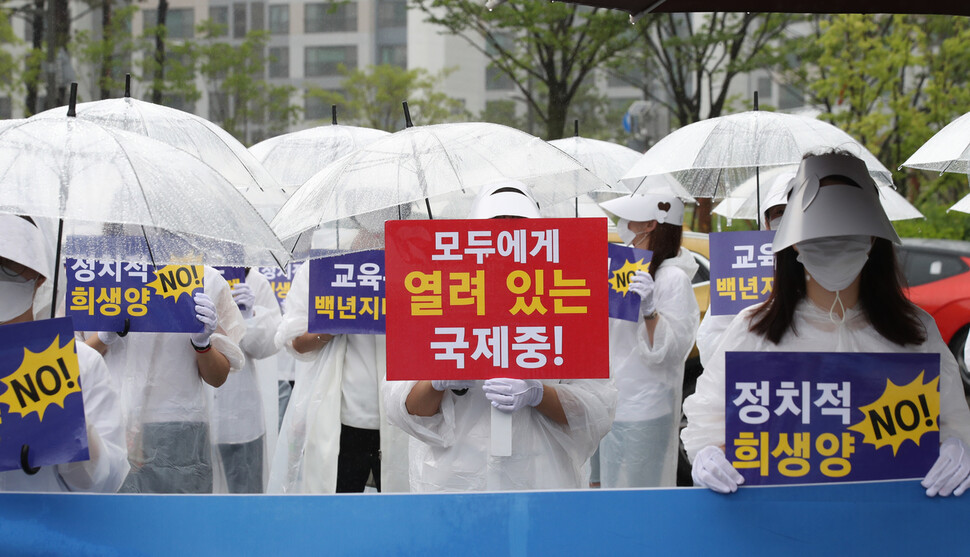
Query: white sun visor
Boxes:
[{"xmin": 598, "ymin": 193, "xmax": 685, "ymax": 226}]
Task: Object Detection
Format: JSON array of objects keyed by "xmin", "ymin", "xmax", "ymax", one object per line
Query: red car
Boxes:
[{"xmin": 898, "ymin": 238, "xmax": 970, "ymax": 391}]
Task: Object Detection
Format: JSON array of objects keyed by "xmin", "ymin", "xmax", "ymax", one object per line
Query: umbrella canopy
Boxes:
[
  {"xmin": 249, "ymin": 124, "xmax": 390, "ymax": 190},
  {"xmin": 621, "ymin": 111, "xmax": 894, "ymax": 198},
  {"xmin": 901, "ymin": 111, "xmax": 970, "ymax": 175},
  {"xmin": 272, "ymin": 122, "xmax": 611, "ymax": 259},
  {"xmin": 0, "ymin": 117, "xmax": 287, "ymax": 267}
]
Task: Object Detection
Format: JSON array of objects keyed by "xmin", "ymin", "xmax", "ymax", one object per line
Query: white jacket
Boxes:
[{"xmin": 682, "ymin": 299, "xmax": 970, "ymax": 462}]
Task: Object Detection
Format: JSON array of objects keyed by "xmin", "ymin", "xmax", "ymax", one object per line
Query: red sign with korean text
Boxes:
[{"xmin": 385, "ymin": 218, "xmax": 609, "ymax": 381}]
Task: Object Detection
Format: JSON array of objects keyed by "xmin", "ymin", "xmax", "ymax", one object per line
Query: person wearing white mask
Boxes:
[
  {"xmin": 0, "ymin": 214, "xmax": 129, "ymax": 492},
  {"xmin": 695, "ymin": 171, "xmax": 793, "ymax": 370},
  {"xmin": 269, "ymin": 204, "xmax": 411, "ymax": 494},
  {"xmin": 595, "ymin": 193, "xmax": 700, "ymax": 487},
  {"xmin": 205, "ymin": 269, "xmax": 281, "ymax": 492},
  {"xmin": 682, "ymin": 151, "xmax": 970, "ymax": 496},
  {"xmin": 384, "ymin": 182, "xmax": 616, "ymax": 491}
]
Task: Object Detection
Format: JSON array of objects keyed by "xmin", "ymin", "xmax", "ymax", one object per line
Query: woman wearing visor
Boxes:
[
  {"xmin": 596, "ymin": 193, "xmax": 700, "ymax": 487},
  {"xmin": 682, "ymin": 151, "xmax": 970, "ymax": 496}
]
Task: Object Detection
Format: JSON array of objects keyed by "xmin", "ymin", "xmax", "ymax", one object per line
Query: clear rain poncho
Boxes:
[
  {"xmin": 600, "ymin": 247, "xmax": 700, "ymax": 487},
  {"xmin": 383, "ymin": 378, "xmax": 616, "ymax": 492},
  {"xmin": 96, "ymin": 266, "xmax": 245, "ymax": 493},
  {"xmin": 267, "ymin": 263, "xmax": 410, "ymax": 494},
  {"xmin": 205, "ymin": 269, "xmax": 281, "ymax": 493},
  {"xmin": 681, "ymin": 299, "xmax": 970, "ymax": 462}
]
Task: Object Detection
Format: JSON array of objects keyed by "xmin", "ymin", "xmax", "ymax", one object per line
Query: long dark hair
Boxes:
[
  {"xmin": 648, "ymin": 222, "xmax": 683, "ymax": 278},
  {"xmin": 749, "ymin": 238, "xmax": 926, "ymax": 345}
]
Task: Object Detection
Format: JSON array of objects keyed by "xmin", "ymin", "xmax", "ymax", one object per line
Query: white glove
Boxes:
[
  {"xmin": 431, "ymin": 380, "xmax": 477, "ymax": 392},
  {"xmin": 232, "ymin": 282, "xmax": 256, "ymax": 320},
  {"xmin": 482, "ymin": 378, "xmax": 543, "ymax": 413},
  {"xmin": 628, "ymin": 270, "xmax": 656, "ymax": 316},
  {"xmin": 97, "ymin": 330, "xmax": 120, "ymax": 346},
  {"xmin": 190, "ymin": 292, "xmax": 218, "ymax": 349},
  {"xmin": 692, "ymin": 445, "xmax": 745, "ymax": 494},
  {"xmin": 922, "ymin": 437, "xmax": 970, "ymax": 497}
]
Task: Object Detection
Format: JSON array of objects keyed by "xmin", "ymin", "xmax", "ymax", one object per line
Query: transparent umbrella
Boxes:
[
  {"xmin": 249, "ymin": 108, "xmax": 390, "ymax": 190},
  {"xmin": 272, "ymin": 121, "xmax": 611, "ymax": 259},
  {"xmin": 0, "ymin": 116, "xmax": 287, "ymax": 269},
  {"xmin": 622, "ymin": 111, "xmax": 895, "ymax": 198},
  {"xmin": 901, "ymin": 111, "xmax": 970, "ymax": 175}
]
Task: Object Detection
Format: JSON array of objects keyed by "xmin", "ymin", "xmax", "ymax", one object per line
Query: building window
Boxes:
[
  {"xmin": 378, "ymin": 44, "xmax": 406, "ymax": 68},
  {"xmin": 144, "ymin": 8, "xmax": 195, "ymax": 40},
  {"xmin": 0, "ymin": 97, "xmax": 11, "ymax": 119},
  {"xmin": 778, "ymin": 84, "xmax": 804, "ymax": 110},
  {"xmin": 269, "ymin": 5, "xmax": 289, "ymax": 34},
  {"xmin": 233, "ymin": 3, "xmax": 247, "ymax": 38},
  {"xmin": 305, "ymin": 92, "xmax": 331, "ymax": 120},
  {"xmin": 305, "ymin": 46, "xmax": 357, "ymax": 77},
  {"xmin": 377, "ymin": 0, "xmax": 407, "ymax": 29},
  {"xmin": 485, "ymin": 66, "xmax": 514, "ymax": 91},
  {"xmin": 251, "ymin": 2, "xmax": 265, "ymax": 31},
  {"xmin": 269, "ymin": 46, "xmax": 289, "ymax": 78},
  {"xmin": 756, "ymin": 76, "xmax": 773, "ymax": 105},
  {"xmin": 209, "ymin": 6, "xmax": 229, "ymax": 36},
  {"xmin": 305, "ymin": 2, "xmax": 357, "ymax": 33}
]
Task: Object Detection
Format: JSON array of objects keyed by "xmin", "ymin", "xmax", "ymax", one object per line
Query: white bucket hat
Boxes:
[
  {"xmin": 772, "ymin": 153, "xmax": 900, "ymax": 252},
  {"xmin": 0, "ymin": 214, "xmax": 53, "ymax": 280},
  {"xmin": 470, "ymin": 180, "xmax": 541, "ymax": 219},
  {"xmin": 598, "ymin": 193, "xmax": 685, "ymax": 226}
]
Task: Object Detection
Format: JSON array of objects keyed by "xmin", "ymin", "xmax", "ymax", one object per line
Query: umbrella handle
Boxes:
[{"xmin": 20, "ymin": 444, "xmax": 40, "ymax": 475}]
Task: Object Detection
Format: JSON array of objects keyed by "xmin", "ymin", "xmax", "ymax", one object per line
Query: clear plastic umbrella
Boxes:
[
  {"xmin": 901, "ymin": 111, "xmax": 970, "ymax": 175},
  {"xmin": 622, "ymin": 111, "xmax": 895, "ymax": 198},
  {"xmin": 272, "ymin": 121, "xmax": 612, "ymax": 259},
  {"xmin": 712, "ymin": 164, "xmax": 922, "ymax": 222},
  {"xmin": 249, "ymin": 119, "xmax": 390, "ymax": 190},
  {"xmin": 31, "ymin": 94, "xmax": 286, "ymax": 208},
  {"xmin": 0, "ymin": 117, "xmax": 287, "ymax": 268}
]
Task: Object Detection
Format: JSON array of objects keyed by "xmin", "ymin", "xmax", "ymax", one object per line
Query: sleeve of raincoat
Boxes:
[
  {"xmin": 681, "ymin": 308, "xmax": 758, "ymax": 463},
  {"xmin": 240, "ymin": 270, "xmax": 283, "ymax": 360},
  {"xmin": 383, "ymin": 380, "xmax": 460, "ymax": 448},
  {"xmin": 918, "ymin": 312, "xmax": 970, "ymax": 447},
  {"xmin": 552, "ymin": 378, "xmax": 617, "ymax": 460},
  {"xmin": 205, "ymin": 266, "xmax": 246, "ymax": 373},
  {"xmin": 636, "ymin": 265, "xmax": 700, "ymax": 368},
  {"xmin": 275, "ymin": 263, "xmax": 319, "ymax": 363},
  {"xmin": 696, "ymin": 313, "xmax": 735, "ymax": 370},
  {"xmin": 55, "ymin": 343, "xmax": 130, "ymax": 492}
]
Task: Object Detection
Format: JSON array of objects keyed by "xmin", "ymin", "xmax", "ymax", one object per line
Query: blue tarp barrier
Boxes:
[{"xmin": 0, "ymin": 480, "xmax": 965, "ymax": 556}]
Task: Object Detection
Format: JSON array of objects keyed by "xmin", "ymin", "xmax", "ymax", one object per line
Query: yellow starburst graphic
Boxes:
[
  {"xmin": 146, "ymin": 265, "xmax": 204, "ymax": 303},
  {"xmin": 847, "ymin": 371, "xmax": 939, "ymax": 456},
  {"xmin": 0, "ymin": 336, "xmax": 82, "ymax": 422},
  {"xmin": 609, "ymin": 258, "xmax": 650, "ymax": 295}
]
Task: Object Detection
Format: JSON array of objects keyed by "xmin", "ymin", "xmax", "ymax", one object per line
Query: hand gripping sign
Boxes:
[
  {"xmin": 0, "ymin": 318, "xmax": 89, "ymax": 472},
  {"xmin": 709, "ymin": 230, "xmax": 775, "ymax": 316},
  {"xmin": 725, "ymin": 351, "xmax": 940, "ymax": 486},
  {"xmin": 607, "ymin": 243, "xmax": 653, "ymax": 322},
  {"xmin": 385, "ymin": 218, "xmax": 609, "ymax": 381},
  {"xmin": 66, "ymin": 259, "xmax": 204, "ymax": 333}
]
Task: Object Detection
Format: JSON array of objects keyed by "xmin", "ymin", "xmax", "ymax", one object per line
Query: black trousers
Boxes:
[{"xmin": 335, "ymin": 423, "xmax": 381, "ymax": 493}]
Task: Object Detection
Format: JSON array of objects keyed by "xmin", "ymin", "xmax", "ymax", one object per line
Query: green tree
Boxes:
[
  {"xmin": 412, "ymin": 0, "xmax": 636, "ymax": 139},
  {"xmin": 73, "ymin": 3, "xmax": 139, "ymax": 99},
  {"xmin": 309, "ymin": 64, "xmax": 467, "ymax": 131}
]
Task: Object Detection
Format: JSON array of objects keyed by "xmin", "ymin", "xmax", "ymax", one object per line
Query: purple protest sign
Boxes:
[
  {"xmin": 308, "ymin": 250, "xmax": 385, "ymax": 334},
  {"xmin": 65, "ymin": 259, "xmax": 204, "ymax": 333},
  {"xmin": 709, "ymin": 230, "xmax": 775, "ymax": 316},
  {"xmin": 258, "ymin": 262, "xmax": 303, "ymax": 309},
  {"xmin": 725, "ymin": 351, "xmax": 940, "ymax": 486},
  {"xmin": 607, "ymin": 243, "xmax": 652, "ymax": 322},
  {"xmin": 214, "ymin": 267, "xmax": 246, "ymax": 289},
  {"xmin": 0, "ymin": 318, "xmax": 89, "ymax": 472}
]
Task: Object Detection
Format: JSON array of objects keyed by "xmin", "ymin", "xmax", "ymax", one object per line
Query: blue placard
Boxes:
[
  {"xmin": 709, "ymin": 230, "xmax": 775, "ymax": 316},
  {"xmin": 0, "ymin": 318, "xmax": 88, "ymax": 471},
  {"xmin": 65, "ymin": 259, "xmax": 204, "ymax": 333},
  {"xmin": 725, "ymin": 351, "xmax": 940, "ymax": 486},
  {"xmin": 258, "ymin": 262, "xmax": 303, "ymax": 309},
  {"xmin": 607, "ymin": 243, "xmax": 652, "ymax": 322},
  {"xmin": 308, "ymin": 250, "xmax": 385, "ymax": 334}
]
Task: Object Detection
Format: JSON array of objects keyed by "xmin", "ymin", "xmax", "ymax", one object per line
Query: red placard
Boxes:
[{"xmin": 385, "ymin": 218, "xmax": 609, "ymax": 381}]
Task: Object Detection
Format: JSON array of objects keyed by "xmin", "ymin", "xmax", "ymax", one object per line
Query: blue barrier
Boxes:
[{"xmin": 0, "ymin": 480, "xmax": 965, "ymax": 556}]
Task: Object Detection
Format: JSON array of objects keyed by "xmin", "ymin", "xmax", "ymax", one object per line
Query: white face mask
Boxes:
[
  {"xmin": 768, "ymin": 217, "xmax": 783, "ymax": 231},
  {"xmin": 796, "ymin": 235, "xmax": 873, "ymax": 292},
  {"xmin": 617, "ymin": 218, "xmax": 648, "ymax": 247},
  {"xmin": 0, "ymin": 274, "xmax": 37, "ymax": 323}
]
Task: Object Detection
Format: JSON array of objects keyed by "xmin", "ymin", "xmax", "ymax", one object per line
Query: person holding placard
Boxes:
[
  {"xmin": 86, "ymin": 267, "xmax": 245, "ymax": 494},
  {"xmin": 384, "ymin": 182, "xmax": 617, "ymax": 492},
  {"xmin": 0, "ymin": 214, "xmax": 129, "ymax": 492},
  {"xmin": 682, "ymin": 151, "xmax": 970, "ymax": 496},
  {"xmin": 596, "ymin": 193, "xmax": 700, "ymax": 488}
]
